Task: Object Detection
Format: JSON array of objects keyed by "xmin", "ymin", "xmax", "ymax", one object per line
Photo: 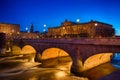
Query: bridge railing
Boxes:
[{"xmin": 13, "ymin": 37, "xmax": 120, "ymax": 45}]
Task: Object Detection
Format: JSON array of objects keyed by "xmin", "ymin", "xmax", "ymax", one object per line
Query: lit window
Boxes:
[
  {"xmin": 95, "ymin": 23, "xmax": 98, "ymax": 26},
  {"xmin": 17, "ymin": 32, "xmax": 20, "ymax": 34},
  {"xmin": 12, "ymin": 29, "xmax": 14, "ymax": 33},
  {"xmin": 63, "ymin": 27, "xmax": 65, "ymax": 30}
]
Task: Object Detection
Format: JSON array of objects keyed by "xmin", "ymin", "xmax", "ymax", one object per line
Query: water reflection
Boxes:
[
  {"xmin": 55, "ymin": 71, "xmax": 67, "ymax": 77},
  {"xmin": 0, "ymin": 53, "xmax": 118, "ymax": 80},
  {"xmin": 29, "ymin": 77, "xmax": 38, "ymax": 80},
  {"xmin": 111, "ymin": 53, "xmax": 120, "ymax": 69},
  {"xmin": 0, "ymin": 55, "xmax": 88, "ymax": 80}
]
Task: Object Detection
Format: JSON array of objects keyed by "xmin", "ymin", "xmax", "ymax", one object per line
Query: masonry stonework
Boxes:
[{"xmin": 48, "ymin": 20, "xmax": 115, "ymax": 38}]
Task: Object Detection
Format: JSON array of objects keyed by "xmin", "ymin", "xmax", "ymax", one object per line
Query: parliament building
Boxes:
[{"xmin": 48, "ymin": 20, "xmax": 115, "ymax": 38}]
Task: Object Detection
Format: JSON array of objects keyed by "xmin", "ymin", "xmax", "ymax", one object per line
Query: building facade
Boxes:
[
  {"xmin": 0, "ymin": 23, "xmax": 20, "ymax": 39},
  {"xmin": 0, "ymin": 23, "xmax": 41, "ymax": 39},
  {"xmin": 19, "ymin": 32, "xmax": 40, "ymax": 39},
  {"xmin": 48, "ymin": 20, "xmax": 115, "ymax": 38}
]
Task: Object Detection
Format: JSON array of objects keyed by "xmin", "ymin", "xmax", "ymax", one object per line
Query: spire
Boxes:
[{"xmin": 30, "ymin": 24, "xmax": 34, "ymax": 33}]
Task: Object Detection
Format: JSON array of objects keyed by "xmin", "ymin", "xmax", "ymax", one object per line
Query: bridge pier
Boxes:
[
  {"xmin": 70, "ymin": 47, "xmax": 84, "ymax": 74},
  {"xmin": 71, "ymin": 59, "xmax": 84, "ymax": 73},
  {"xmin": 35, "ymin": 52, "xmax": 42, "ymax": 62}
]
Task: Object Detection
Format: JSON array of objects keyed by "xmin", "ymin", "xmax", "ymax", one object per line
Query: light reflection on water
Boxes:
[
  {"xmin": 28, "ymin": 77, "xmax": 38, "ymax": 80},
  {"xmin": 111, "ymin": 53, "xmax": 120, "ymax": 69},
  {"xmin": 0, "ymin": 53, "xmax": 119, "ymax": 80},
  {"xmin": 0, "ymin": 55, "xmax": 88, "ymax": 80},
  {"xmin": 55, "ymin": 71, "xmax": 67, "ymax": 77}
]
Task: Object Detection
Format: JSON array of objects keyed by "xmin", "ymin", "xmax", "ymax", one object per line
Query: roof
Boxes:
[
  {"xmin": 49, "ymin": 26, "xmax": 60, "ymax": 29},
  {"xmin": 48, "ymin": 20, "xmax": 113, "ymax": 29},
  {"xmin": 0, "ymin": 22, "xmax": 20, "ymax": 26},
  {"xmin": 90, "ymin": 20, "xmax": 113, "ymax": 26},
  {"xmin": 62, "ymin": 20, "xmax": 113, "ymax": 26}
]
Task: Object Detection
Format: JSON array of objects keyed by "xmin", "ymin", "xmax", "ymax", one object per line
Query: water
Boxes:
[
  {"xmin": 97, "ymin": 53, "xmax": 120, "ymax": 80},
  {"xmin": 84, "ymin": 53, "xmax": 120, "ymax": 80},
  {"xmin": 0, "ymin": 55, "xmax": 88, "ymax": 80},
  {"xmin": 111, "ymin": 53, "xmax": 120, "ymax": 69},
  {"xmin": 0, "ymin": 53, "xmax": 119, "ymax": 80}
]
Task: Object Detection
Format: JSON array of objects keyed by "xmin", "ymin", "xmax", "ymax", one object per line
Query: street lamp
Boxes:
[
  {"xmin": 43, "ymin": 24, "xmax": 46, "ymax": 32},
  {"xmin": 76, "ymin": 19, "xmax": 80, "ymax": 23},
  {"xmin": 25, "ymin": 27, "xmax": 28, "ymax": 32}
]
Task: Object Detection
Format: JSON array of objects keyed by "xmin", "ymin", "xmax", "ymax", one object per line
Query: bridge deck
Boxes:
[{"xmin": 20, "ymin": 38, "xmax": 120, "ymax": 45}]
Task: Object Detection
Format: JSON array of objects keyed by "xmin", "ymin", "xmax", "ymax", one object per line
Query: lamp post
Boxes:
[
  {"xmin": 76, "ymin": 19, "xmax": 80, "ymax": 38},
  {"xmin": 43, "ymin": 24, "xmax": 46, "ymax": 32},
  {"xmin": 43, "ymin": 24, "xmax": 47, "ymax": 38},
  {"xmin": 25, "ymin": 27, "xmax": 28, "ymax": 33},
  {"xmin": 76, "ymin": 19, "xmax": 80, "ymax": 23}
]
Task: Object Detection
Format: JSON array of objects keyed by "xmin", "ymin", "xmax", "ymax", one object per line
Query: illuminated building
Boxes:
[
  {"xmin": 20, "ymin": 24, "xmax": 40, "ymax": 39},
  {"xmin": 0, "ymin": 23, "xmax": 20, "ymax": 39},
  {"xmin": 0, "ymin": 23, "xmax": 40, "ymax": 39},
  {"xmin": 20, "ymin": 32, "xmax": 40, "ymax": 39},
  {"xmin": 48, "ymin": 20, "xmax": 115, "ymax": 38}
]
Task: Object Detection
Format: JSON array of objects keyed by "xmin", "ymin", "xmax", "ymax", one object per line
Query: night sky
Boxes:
[{"xmin": 0, "ymin": 0, "xmax": 120, "ymax": 35}]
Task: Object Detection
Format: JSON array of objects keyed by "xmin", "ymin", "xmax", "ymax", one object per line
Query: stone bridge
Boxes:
[{"xmin": 13, "ymin": 38, "xmax": 120, "ymax": 73}]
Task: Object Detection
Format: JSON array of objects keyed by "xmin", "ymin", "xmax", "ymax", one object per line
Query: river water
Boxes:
[{"xmin": 0, "ymin": 54, "xmax": 119, "ymax": 80}]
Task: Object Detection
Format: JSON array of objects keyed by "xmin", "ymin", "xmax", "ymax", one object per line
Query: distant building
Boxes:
[
  {"xmin": 30, "ymin": 24, "xmax": 34, "ymax": 33},
  {"xmin": 48, "ymin": 20, "xmax": 115, "ymax": 38},
  {"xmin": 19, "ymin": 23, "xmax": 40, "ymax": 39},
  {"xmin": 19, "ymin": 32, "xmax": 40, "ymax": 39},
  {"xmin": 0, "ymin": 23, "xmax": 40, "ymax": 39},
  {"xmin": 0, "ymin": 23, "xmax": 20, "ymax": 39}
]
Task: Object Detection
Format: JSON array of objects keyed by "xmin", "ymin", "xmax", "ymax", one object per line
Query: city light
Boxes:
[
  {"xmin": 44, "ymin": 24, "xmax": 46, "ymax": 27},
  {"xmin": 76, "ymin": 19, "xmax": 80, "ymax": 23},
  {"xmin": 62, "ymin": 27, "xmax": 65, "ymax": 30},
  {"xmin": 26, "ymin": 27, "xmax": 28, "ymax": 31},
  {"xmin": 12, "ymin": 29, "xmax": 14, "ymax": 33},
  {"xmin": 55, "ymin": 71, "xmax": 67, "ymax": 77},
  {"xmin": 95, "ymin": 23, "xmax": 98, "ymax": 26},
  {"xmin": 43, "ymin": 24, "xmax": 46, "ymax": 32},
  {"xmin": 43, "ymin": 29, "xmax": 46, "ymax": 32}
]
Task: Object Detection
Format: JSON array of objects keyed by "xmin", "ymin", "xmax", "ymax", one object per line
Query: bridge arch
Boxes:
[
  {"xmin": 83, "ymin": 53, "xmax": 113, "ymax": 71},
  {"xmin": 12, "ymin": 45, "xmax": 21, "ymax": 54},
  {"xmin": 21, "ymin": 45, "xmax": 36, "ymax": 54},
  {"xmin": 41, "ymin": 47, "xmax": 72, "ymax": 68},
  {"xmin": 41, "ymin": 47, "xmax": 70, "ymax": 60}
]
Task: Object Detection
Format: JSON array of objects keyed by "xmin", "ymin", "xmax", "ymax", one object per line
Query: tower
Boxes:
[{"xmin": 30, "ymin": 24, "xmax": 34, "ymax": 33}]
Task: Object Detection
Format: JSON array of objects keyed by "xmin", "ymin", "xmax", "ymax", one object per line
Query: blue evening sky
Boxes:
[{"xmin": 0, "ymin": 0, "xmax": 120, "ymax": 35}]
